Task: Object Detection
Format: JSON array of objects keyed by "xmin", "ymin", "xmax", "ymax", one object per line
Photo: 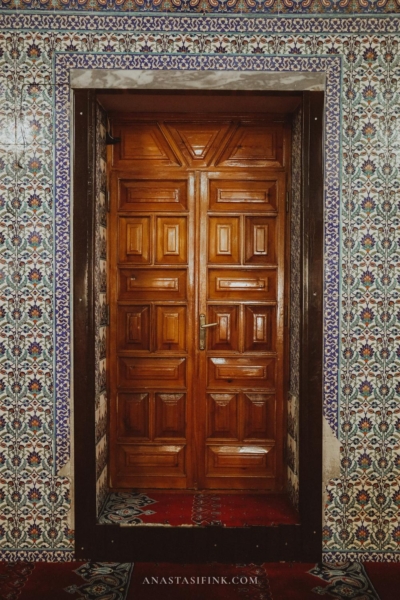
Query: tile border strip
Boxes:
[{"xmin": 0, "ymin": 12, "xmax": 400, "ymax": 34}]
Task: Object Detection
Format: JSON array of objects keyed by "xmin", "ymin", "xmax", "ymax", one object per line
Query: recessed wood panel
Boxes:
[
  {"xmin": 244, "ymin": 306, "xmax": 276, "ymax": 352},
  {"xmin": 216, "ymin": 124, "xmax": 283, "ymax": 167},
  {"xmin": 208, "ymin": 269, "xmax": 276, "ymax": 301},
  {"xmin": 206, "ymin": 445, "xmax": 274, "ymax": 476},
  {"xmin": 119, "ymin": 269, "xmax": 187, "ymax": 300},
  {"xmin": 207, "ymin": 306, "xmax": 239, "ymax": 351},
  {"xmin": 117, "ymin": 393, "xmax": 149, "ymax": 440},
  {"xmin": 155, "ymin": 393, "xmax": 186, "ymax": 439},
  {"xmin": 118, "ymin": 217, "xmax": 151, "ymax": 264},
  {"xmin": 208, "ymin": 217, "xmax": 240, "ymax": 264},
  {"xmin": 243, "ymin": 393, "xmax": 276, "ymax": 440},
  {"xmin": 207, "ymin": 393, "xmax": 238, "ymax": 440},
  {"xmin": 209, "ymin": 179, "xmax": 277, "ymax": 212},
  {"xmin": 155, "ymin": 217, "xmax": 187, "ymax": 264},
  {"xmin": 118, "ymin": 305, "xmax": 150, "ymax": 351},
  {"xmin": 117, "ymin": 444, "xmax": 186, "ymax": 476},
  {"xmin": 113, "ymin": 121, "xmax": 180, "ymax": 167},
  {"xmin": 156, "ymin": 306, "xmax": 186, "ymax": 352},
  {"xmin": 245, "ymin": 217, "xmax": 277, "ymax": 264},
  {"xmin": 119, "ymin": 357, "xmax": 186, "ymax": 388},
  {"xmin": 119, "ymin": 179, "xmax": 188, "ymax": 212},
  {"xmin": 208, "ymin": 357, "xmax": 275, "ymax": 389},
  {"xmin": 165, "ymin": 122, "xmax": 232, "ymax": 167}
]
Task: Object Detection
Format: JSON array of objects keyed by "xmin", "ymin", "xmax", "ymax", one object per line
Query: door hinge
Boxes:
[
  {"xmin": 286, "ymin": 191, "xmax": 290, "ymax": 213},
  {"xmin": 105, "ymin": 188, "xmax": 110, "ymax": 213}
]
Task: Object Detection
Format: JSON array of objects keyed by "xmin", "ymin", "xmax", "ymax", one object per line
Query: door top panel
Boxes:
[{"xmin": 111, "ymin": 116, "xmax": 288, "ymax": 170}]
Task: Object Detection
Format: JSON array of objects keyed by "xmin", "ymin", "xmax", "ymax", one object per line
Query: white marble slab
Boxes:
[{"xmin": 70, "ymin": 69, "xmax": 325, "ymax": 91}]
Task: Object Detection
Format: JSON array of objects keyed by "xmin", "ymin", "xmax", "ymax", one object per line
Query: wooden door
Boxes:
[{"xmin": 108, "ymin": 115, "xmax": 289, "ymax": 491}]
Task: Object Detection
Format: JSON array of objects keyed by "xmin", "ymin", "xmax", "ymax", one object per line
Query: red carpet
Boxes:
[
  {"xmin": 129, "ymin": 562, "xmax": 310, "ymax": 599},
  {"xmin": 128, "ymin": 562, "xmax": 384, "ymax": 599},
  {"xmin": 0, "ymin": 561, "xmax": 35, "ymax": 600},
  {"xmin": 99, "ymin": 492, "xmax": 299, "ymax": 527},
  {"xmin": 364, "ymin": 563, "xmax": 400, "ymax": 600},
  {"xmin": 1, "ymin": 560, "xmax": 395, "ymax": 599}
]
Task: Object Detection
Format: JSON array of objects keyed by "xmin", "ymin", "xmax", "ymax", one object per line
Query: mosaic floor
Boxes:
[{"xmin": 98, "ymin": 491, "xmax": 300, "ymax": 527}]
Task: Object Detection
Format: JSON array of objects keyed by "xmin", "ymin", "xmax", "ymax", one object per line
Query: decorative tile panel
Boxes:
[
  {"xmin": 95, "ymin": 102, "xmax": 109, "ymax": 516},
  {"xmin": 0, "ymin": 12, "xmax": 399, "ymax": 562},
  {"xmin": 4, "ymin": 0, "xmax": 400, "ymax": 14},
  {"xmin": 287, "ymin": 106, "xmax": 301, "ymax": 510}
]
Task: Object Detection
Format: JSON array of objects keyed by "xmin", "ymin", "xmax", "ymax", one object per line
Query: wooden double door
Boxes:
[{"xmin": 108, "ymin": 114, "xmax": 289, "ymax": 491}]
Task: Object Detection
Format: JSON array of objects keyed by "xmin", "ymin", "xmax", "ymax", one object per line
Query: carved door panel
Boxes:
[
  {"xmin": 108, "ymin": 167, "xmax": 195, "ymax": 489},
  {"xmin": 108, "ymin": 115, "xmax": 288, "ymax": 491},
  {"xmin": 197, "ymin": 171, "xmax": 286, "ymax": 489}
]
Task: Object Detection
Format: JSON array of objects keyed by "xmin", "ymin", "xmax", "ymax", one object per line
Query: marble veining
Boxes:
[{"xmin": 70, "ymin": 69, "xmax": 326, "ymax": 91}]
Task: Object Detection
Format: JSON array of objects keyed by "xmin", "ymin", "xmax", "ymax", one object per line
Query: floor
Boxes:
[
  {"xmin": 98, "ymin": 491, "xmax": 300, "ymax": 527},
  {"xmin": 2, "ymin": 494, "xmax": 397, "ymax": 598},
  {"xmin": 1, "ymin": 560, "xmax": 398, "ymax": 599}
]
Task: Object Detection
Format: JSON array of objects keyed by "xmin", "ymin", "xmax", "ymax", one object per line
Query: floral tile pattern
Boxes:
[
  {"xmin": 4, "ymin": 0, "xmax": 400, "ymax": 14},
  {"xmin": 0, "ymin": 12, "xmax": 399, "ymax": 562},
  {"xmin": 0, "ymin": 30, "xmax": 73, "ymax": 560},
  {"xmin": 287, "ymin": 106, "xmax": 302, "ymax": 510},
  {"xmin": 94, "ymin": 102, "xmax": 108, "ymax": 516}
]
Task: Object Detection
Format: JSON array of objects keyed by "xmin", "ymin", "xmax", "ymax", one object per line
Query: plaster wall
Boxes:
[{"xmin": 0, "ymin": 8, "xmax": 399, "ymax": 562}]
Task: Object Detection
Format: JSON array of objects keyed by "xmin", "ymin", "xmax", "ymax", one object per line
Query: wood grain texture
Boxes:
[
  {"xmin": 108, "ymin": 114, "xmax": 289, "ymax": 490},
  {"xmin": 119, "ymin": 177, "xmax": 188, "ymax": 212}
]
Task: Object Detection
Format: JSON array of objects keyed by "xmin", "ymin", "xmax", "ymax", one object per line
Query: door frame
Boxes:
[{"xmin": 73, "ymin": 89, "xmax": 323, "ymax": 562}]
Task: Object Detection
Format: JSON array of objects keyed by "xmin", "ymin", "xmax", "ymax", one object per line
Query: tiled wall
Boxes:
[
  {"xmin": 4, "ymin": 0, "xmax": 400, "ymax": 13},
  {"xmin": 287, "ymin": 107, "xmax": 302, "ymax": 510},
  {"xmin": 0, "ymin": 9, "xmax": 399, "ymax": 562},
  {"xmin": 94, "ymin": 103, "xmax": 108, "ymax": 516}
]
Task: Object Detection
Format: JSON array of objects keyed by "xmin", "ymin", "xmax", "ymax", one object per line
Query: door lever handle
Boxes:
[{"xmin": 199, "ymin": 314, "xmax": 218, "ymax": 350}]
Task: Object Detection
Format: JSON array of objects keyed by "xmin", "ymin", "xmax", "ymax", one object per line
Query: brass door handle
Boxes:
[{"xmin": 199, "ymin": 314, "xmax": 218, "ymax": 350}]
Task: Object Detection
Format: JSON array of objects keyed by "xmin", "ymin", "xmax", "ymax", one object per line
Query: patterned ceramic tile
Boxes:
[
  {"xmin": 5, "ymin": 0, "xmax": 400, "ymax": 14},
  {"xmin": 94, "ymin": 102, "xmax": 108, "ymax": 516},
  {"xmin": 0, "ymin": 13, "xmax": 399, "ymax": 561},
  {"xmin": 287, "ymin": 106, "xmax": 301, "ymax": 509}
]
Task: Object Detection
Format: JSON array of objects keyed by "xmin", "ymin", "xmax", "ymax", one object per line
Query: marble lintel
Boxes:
[{"xmin": 70, "ymin": 69, "xmax": 326, "ymax": 91}]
